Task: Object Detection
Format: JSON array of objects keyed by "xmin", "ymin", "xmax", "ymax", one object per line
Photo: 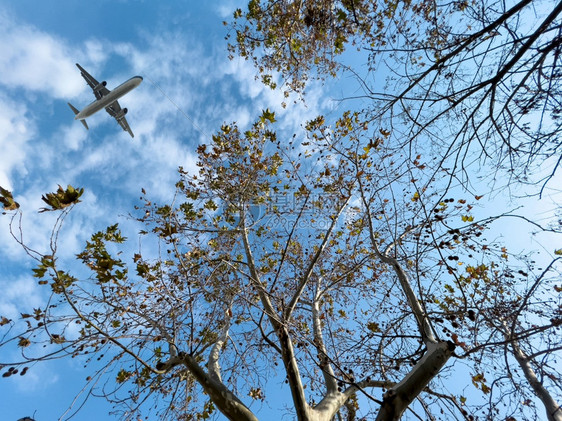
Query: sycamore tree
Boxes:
[
  {"xmin": 1, "ymin": 1, "xmax": 562, "ymax": 420},
  {"xmin": 229, "ymin": 0, "xmax": 562, "ymax": 190},
  {"xmin": 1, "ymin": 109, "xmax": 561, "ymax": 420},
  {"xmin": 228, "ymin": 0, "xmax": 562, "ymax": 417}
]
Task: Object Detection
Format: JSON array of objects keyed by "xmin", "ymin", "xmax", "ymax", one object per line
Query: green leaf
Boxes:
[
  {"xmin": 32, "ymin": 267, "xmax": 48, "ymax": 278},
  {"xmin": 261, "ymin": 109, "xmax": 276, "ymax": 123},
  {"xmin": 40, "ymin": 185, "xmax": 84, "ymax": 212},
  {"xmin": 204, "ymin": 200, "xmax": 218, "ymax": 211},
  {"xmin": 116, "ymin": 369, "xmax": 132, "ymax": 383}
]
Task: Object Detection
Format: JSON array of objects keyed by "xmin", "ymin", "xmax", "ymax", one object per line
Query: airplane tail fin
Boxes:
[{"xmin": 67, "ymin": 103, "xmax": 89, "ymax": 130}]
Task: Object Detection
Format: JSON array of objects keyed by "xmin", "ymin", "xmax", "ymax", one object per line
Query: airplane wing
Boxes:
[
  {"xmin": 76, "ymin": 63, "xmax": 110, "ymax": 100},
  {"xmin": 105, "ymin": 100, "xmax": 135, "ymax": 138}
]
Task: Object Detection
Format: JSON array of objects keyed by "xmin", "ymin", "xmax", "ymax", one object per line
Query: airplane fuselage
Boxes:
[{"xmin": 75, "ymin": 76, "xmax": 143, "ymax": 120}]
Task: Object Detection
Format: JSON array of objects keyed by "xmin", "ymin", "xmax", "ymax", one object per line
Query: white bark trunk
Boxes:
[
  {"xmin": 155, "ymin": 352, "xmax": 258, "ymax": 421},
  {"xmin": 511, "ymin": 340, "xmax": 562, "ymax": 421},
  {"xmin": 240, "ymin": 217, "xmax": 312, "ymax": 420},
  {"xmin": 375, "ymin": 341, "xmax": 455, "ymax": 421}
]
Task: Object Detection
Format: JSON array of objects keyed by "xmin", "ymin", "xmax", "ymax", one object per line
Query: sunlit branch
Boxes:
[
  {"xmin": 207, "ymin": 302, "xmax": 233, "ymax": 383},
  {"xmin": 284, "ymin": 195, "xmax": 351, "ymax": 321},
  {"xmin": 312, "ymin": 276, "xmax": 338, "ymax": 394},
  {"xmin": 240, "ymin": 207, "xmax": 311, "ymax": 420},
  {"xmin": 502, "ymin": 321, "xmax": 562, "ymax": 421},
  {"xmin": 359, "ymin": 180, "xmax": 437, "ymax": 344}
]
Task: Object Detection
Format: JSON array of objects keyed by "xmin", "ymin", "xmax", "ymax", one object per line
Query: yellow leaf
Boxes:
[
  {"xmin": 18, "ymin": 337, "xmax": 31, "ymax": 347},
  {"xmin": 0, "ymin": 186, "xmax": 19, "ymax": 211}
]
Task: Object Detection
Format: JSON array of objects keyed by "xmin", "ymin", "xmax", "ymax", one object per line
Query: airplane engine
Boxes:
[
  {"xmin": 115, "ymin": 108, "xmax": 128, "ymax": 119},
  {"xmin": 94, "ymin": 81, "xmax": 107, "ymax": 91}
]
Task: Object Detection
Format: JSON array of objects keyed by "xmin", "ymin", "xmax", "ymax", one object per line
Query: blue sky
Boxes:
[{"xmin": 1, "ymin": 1, "xmax": 561, "ymax": 420}]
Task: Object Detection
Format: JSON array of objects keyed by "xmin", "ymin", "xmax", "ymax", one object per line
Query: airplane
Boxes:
[{"xmin": 68, "ymin": 63, "xmax": 142, "ymax": 138}]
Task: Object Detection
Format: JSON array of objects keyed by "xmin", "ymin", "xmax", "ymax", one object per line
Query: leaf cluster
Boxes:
[
  {"xmin": 0, "ymin": 186, "xmax": 19, "ymax": 212},
  {"xmin": 40, "ymin": 184, "xmax": 83, "ymax": 212}
]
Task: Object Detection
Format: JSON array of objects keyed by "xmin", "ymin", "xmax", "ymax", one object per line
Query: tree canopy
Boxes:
[
  {"xmin": 230, "ymin": 0, "xmax": 562, "ymax": 189},
  {"xmin": 2, "ymin": 1, "xmax": 562, "ymax": 420}
]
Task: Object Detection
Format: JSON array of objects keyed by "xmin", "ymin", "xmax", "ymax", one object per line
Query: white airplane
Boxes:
[{"xmin": 68, "ymin": 63, "xmax": 142, "ymax": 138}]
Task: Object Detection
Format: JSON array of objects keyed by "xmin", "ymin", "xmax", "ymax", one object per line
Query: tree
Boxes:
[
  {"xmin": 2, "ymin": 1, "xmax": 562, "ymax": 420},
  {"xmin": 229, "ymin": 1, "xmax": 562, "ymax": 417},
  {"xmin": 230, "ymin": 0, "xmax": 562, "ymax": 190},
  {"xmin": 2, "ymin": 109, "xmax": 561, "ymax": 420}
]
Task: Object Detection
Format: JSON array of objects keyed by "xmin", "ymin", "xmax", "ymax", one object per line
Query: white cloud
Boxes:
[
  {"xmin": 84, "ymin": 39, "xmax": 108, "ymax": 66},
  {"xmin": 0, "ymin": 276, "xmax": 44, "ymax": 320},
  {"xmin": 10, "ymin": 362, "xmax": 59, "ymax": 393},
  {"xmin": 0, "ymin": 12, "xmax": 84, "ymax": 98},
  {"xmin": 0, "ymin": 93, "xmax": 34, "ymax": 189},
  {"xmin": 60, "ymin": 123, "xmax": 89, "ymax": 151},
  {"xmin": 214, "ymin": 0, "xmax": 240, "ymax": 19}
]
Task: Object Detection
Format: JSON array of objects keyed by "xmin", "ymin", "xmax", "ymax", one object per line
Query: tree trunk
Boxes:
[
  {"xmin": 375, "ymin": 341, "xmax": 455, "ymax": 421},
  {"xmin": 511, "ymin": 341, "xmax": 562, "ymax": 421},
  {"xmin": 181, "ymin": 354, "xmax": 259, "ymax": 421}
]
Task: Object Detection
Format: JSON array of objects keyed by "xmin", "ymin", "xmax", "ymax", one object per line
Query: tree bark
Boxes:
[
  {"xmin": 511, "ymin": 340, "xmax": 562, "ymax": 421},
  {"xmin": 181, "ymin": 353, "xmax": 259, "ymax": 421},
  {"xmin": 157, "ymin": 353, "xmax": 258, "ymax": 421},
  {"xmin": 375, "ymin": 341, "xmax": 455, "ymax": 421}
]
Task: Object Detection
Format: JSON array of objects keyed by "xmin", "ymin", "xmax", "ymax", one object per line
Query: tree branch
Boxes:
[
  {"xmin": 207, "ymin": 302, "xmax": 233, "ymax": 383},
  {"xmin": 239, "ymin": 208, "xmax": 311, "ymax": 420},
  {"xmin": 375, "ymin": 341, "xmax": 456, "ymax": 421},
  {"xmin": 312, "ymin": 277, "xmax": 338, "ymax": 394},
  {"xmin": 359, "ymin": 181, "xmax": 437, "ymax": 344},
  {"xmin": 284, "ymin": 195, "xmax": 351, "ymax": 320},
  {"xmin": 504, "ymin": 325, "xmax": 562, "ymax": 421}
]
